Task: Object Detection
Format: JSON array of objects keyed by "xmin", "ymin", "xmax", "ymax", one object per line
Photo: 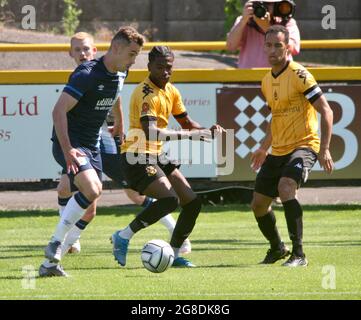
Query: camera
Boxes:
[
  {"xmin": 252, "ymin": 2, "xmax": 268, "ymax": 19},
  {"xmin": 252, "ymin": 1, "xmax": 296, "ymax": 21},
  {"xmin": 274, "ymin": 0, "xmax": 296, "ymax": 20}
]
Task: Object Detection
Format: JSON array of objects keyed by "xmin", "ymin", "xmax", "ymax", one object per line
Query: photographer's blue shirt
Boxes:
[{"xmin": 52, "ymin": 56, "xmax": 127, "ymax": 151}]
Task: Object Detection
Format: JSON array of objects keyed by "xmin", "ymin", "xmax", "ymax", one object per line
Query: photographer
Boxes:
[{"xmin": 226, "ymin": 0, "xmax": 300, "ymax": 68}]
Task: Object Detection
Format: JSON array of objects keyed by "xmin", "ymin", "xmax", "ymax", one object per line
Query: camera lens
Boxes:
[
  {"xmin": 278, "ymin": 2, "xmax": 292, "ymax": 15},
  {"xmin": 252, "ymin": 2, "xmax": 268, "ymax": 19}
]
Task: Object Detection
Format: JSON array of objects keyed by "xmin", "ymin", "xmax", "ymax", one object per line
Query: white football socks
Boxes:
[
  {"xmin": 172, "ymin": 247, "xmax": 180, "ymax": 259},
  {"xmin": 119, "ymin": 226, "xmax": 135, "ymax": 240},
  {"xmin": 53, "ymin": 196, "xmax": 86, "ymax": 242},
  {"xmin": 61, "ymin": 225, "xmax": 82, "ymax": 257},
  {"xmin": 159, "ymin": 214, "xmax": 176, "ymax": 236},
  {"xmin": 59, "ymin": 206, "xmax": 66, "ymax": 217}
]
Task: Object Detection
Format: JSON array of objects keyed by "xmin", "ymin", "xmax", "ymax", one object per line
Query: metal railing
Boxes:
[
  {"xmin": 0, "ymin": 39, "xmax": 361, "ymax": 52},
  {"xmin": 1, "ymin": 67, "xmax": 361, "ymax": 84}
]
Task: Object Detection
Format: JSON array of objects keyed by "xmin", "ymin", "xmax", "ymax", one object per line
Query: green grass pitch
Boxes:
[{"xmin": 0, "ymin": 204, "xmax": 360, "ymax": 300}]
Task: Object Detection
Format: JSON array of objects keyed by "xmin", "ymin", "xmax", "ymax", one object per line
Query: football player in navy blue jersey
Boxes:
[
  {"xmin": 40, "ymin": 27, "xmax": 145, "ymax": 277},
  {"xmin": 55, "ymin": 32, "xmax": 152, "ymax": 257}
]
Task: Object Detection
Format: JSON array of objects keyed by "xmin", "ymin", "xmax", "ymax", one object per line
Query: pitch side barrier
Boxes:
[
  {"xmin": 1, "ymin": 39, "xmax": 361, "ymax": 52},
  {"xmin": 1, "ymin": 68, "xmax": 361, "ymax": 183}
]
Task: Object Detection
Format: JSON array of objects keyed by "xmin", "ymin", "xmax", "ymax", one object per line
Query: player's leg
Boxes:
[
  {"xmin": 103, "ymin": 152, "xmax": 177, "ymax": 236},
  {"xmin": 45, "ymin": 168, "xmax": 102, "ymax": 263},
  {"xmin": 124, "ymin": 188, "xmax": 147, "ymax": 206},
  {"xmin": 166, "ymin": 168, "xmax": 200, "ymax": 267},
  {"xmin": 57, "ymin": 171, "xmax": 96, "ymax": 255},
  {"xmin": 40, "ymin": 171, "xmax": 100, "ymax": 277},
  {"xmin": 112, "ymin": 176, "xmax": 179, "ymax": 266},
  {"xmin": 44, "ymin": 145, "xmax": 103, "ymax": 263},
  {"xmin": 279, "ymin": 148, "xmax": 317, "ymax": 267},
  {"xmin": 252, "ymin": 155, "xmax": 290, "ymax": 264},
  {"xmin": 62, "ymin": 200, "xmax": 97, "ymax": 254},
  {"xmin": 111, "ymin": 154, "xmax": 181, "ymax": 266},
  {"xmin": 57, "ymin": 173, "xmax": 72, "ymax": 216},
  {"xmin": 124, "ymin": 187, "xmax": 179, "ymax": 243}
]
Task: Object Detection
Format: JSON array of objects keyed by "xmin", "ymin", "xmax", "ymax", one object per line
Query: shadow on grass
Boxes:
[
  {"xmin": 2, "ymin": 203, "xmax": 361, "ymax": 219},
  {"xmin": 0, "ymin": 245, "xmax": 45, "ymax": 252},
  {"xmin": 305, "ymin": 240, "xmax": 361, "ymax": 247},
  {"xmin": 0, "ymin": 206, "xmax": 137, "ymax": 218},
  {"xmin": 0, "ymin": 275, "xmax": 24, "ymax": 280},
  {"xmin": 0, "ymin": 254, "xmax": 43, "ymax": 260}
]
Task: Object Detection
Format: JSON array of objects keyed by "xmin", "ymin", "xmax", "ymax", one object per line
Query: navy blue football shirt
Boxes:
[{"xmin": 52, "ymin": 56, "xmax": 127, "ymax": 150}]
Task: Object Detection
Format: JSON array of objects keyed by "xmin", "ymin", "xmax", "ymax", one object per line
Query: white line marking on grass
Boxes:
[{"xmin": 1, "ymin": 291, "xmax": 360, "ymax": 299}]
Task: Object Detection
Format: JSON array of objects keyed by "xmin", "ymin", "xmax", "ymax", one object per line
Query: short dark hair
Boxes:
[
  {"xmin": 265, "ymin": 25, "xmax": 289, "ymax": 44},
  {"xmin": 111, "ymin": 26, "xmax": 145, "ymax": 47},
  {"xmin": 148, "ymin": 46, "xmax": 174, "ymax": 63}
]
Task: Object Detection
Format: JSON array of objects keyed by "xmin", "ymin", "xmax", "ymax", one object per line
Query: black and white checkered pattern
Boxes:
[{"xmin": 234, "ymin": 95, "xmax": 271, "ymax": 158}]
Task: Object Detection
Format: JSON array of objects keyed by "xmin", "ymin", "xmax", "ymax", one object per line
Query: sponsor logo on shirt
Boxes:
[{"xmin": 95, "ymin": 98, "xmax": 115, "ymax": 110}]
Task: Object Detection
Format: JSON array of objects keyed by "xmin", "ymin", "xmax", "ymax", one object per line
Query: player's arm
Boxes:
[
  {"xmin": 175, "ymin": 113, "xmax": 203, "ymax": 130},
  {"xmin": 312, "ymin": 95, "xmax": 334, "ymax": 174},
  {"xmin": 175, "ymin": 113, "xmax": 226, "ymax": 138},
  {"xmin": 251, "ymin": 119, "xmax": 272, "ymax": 172},
  {"xmin": 110, "ymin": 96, "xmax": 125, "ymax": 143},
  {"xmin": 52, "ymin": 92, "xmax": 85, "ymax": 174},
  {"xmin": 141, "ymin": 117, "xmax": 212, "ymax": 142}
]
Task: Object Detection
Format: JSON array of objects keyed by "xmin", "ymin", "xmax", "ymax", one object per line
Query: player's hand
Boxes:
[
  {"xmin": 109, "ymin": 125, "xmax": 126, "ymax": 144},
  {"xmin": 190, "ymin": 129, "xmax": 213, "ymax": 142},
  {"xmin": 251, "ymin": 148, "xmax": 268, "ymax": 172},
  {"xmin": 65, "ymin": 148, "xmax": 86, "ymax": 175},
  {"xmin": 318, "ymin": 147, "xmax": 334, "ymax": 174},
  {"xmin": 209, "ymin": 124, "xmax": 226, "ymax": 139}
]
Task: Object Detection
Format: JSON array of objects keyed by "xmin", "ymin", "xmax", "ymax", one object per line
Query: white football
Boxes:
[{"xmin": 141, "ymin": 239, "xmax": 174, "ymax": 273}]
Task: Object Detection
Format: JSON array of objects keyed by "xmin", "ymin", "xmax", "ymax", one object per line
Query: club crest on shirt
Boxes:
[
  {"xmin": 146, "ymin": 165, "xmax": 157, "ymax": 177},
  {"xmin": 141, "ymin": 102, "xmax": 150, "ymax": 115}
]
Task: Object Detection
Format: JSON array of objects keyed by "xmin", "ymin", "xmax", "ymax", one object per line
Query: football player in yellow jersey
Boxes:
[
  {"xmin": 251, "ymin": 25, "xmax": 334, "ymax": 267},
  {"xmin": 111, "ymin": 46, "xmax": 225, "ymax": 268}
]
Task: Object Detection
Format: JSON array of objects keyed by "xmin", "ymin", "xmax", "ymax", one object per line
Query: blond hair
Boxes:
[{"xmin": 70, "ymin": 32, "xmax": 94, "ymax": 47}]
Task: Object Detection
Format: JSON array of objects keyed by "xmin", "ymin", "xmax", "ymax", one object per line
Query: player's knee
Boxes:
[
  {"xmin": 57, "ymin": 187, "xmax": 71, "ymax": 199},
  {"xmin": 251, "ymin": 198, "xmax": 268, "ymax": 216},
  {"xmin": 164, "ymin": 196, "xmax": 179, "ymax": 212},
  {"xmin": 57, "ymin": 180, "xmax": 71, "ymax": 198},
  {"xmin": 278, "ymin": 178, "xmax": 296, "ymax": 201},
  {"xmin": 83, "ymin": 184, "xmax": 102, "ymax": 202}
]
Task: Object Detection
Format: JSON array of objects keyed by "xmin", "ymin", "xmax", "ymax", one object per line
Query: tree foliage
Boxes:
[
  {"xmin": 62, "ymin": 0, "xmax": 82, "ymax": 36},
  {"xmin": 224, "ymin": 0, "xmax": 243, "ymax": 35}
]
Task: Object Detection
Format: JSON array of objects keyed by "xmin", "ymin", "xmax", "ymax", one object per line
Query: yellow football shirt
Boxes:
[
  {"xmin": 122, "ymin": 77, "xmax": 187, "ymax": 154},
  {"xmin": 261, "ymin": 61, "xmax": 323, "ymax": 156}
]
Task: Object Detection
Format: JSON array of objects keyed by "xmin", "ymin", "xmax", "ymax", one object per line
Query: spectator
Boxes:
[{"xmin": 226, "ymin": 0, "xmax": 300, "ymax": 68}]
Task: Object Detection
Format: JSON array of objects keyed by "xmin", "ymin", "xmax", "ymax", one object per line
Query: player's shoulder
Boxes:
[
  {"xmin": 262, "ymin": 69, "xmax": 273, "ymax": 83},
  {"xmin": 70, "ymin": 58, "xmax": 101, "ymax": 80},
  {"xmin": 288, "ymin": 61, "xmax": 312, "ymax": 79},
  {"xmin": 165, "ymin": 82, "xmax": 180, "ymax": 95},
  {"xmin": 133, "ymin": 78, "xmax": 157, "ymax": 100}
]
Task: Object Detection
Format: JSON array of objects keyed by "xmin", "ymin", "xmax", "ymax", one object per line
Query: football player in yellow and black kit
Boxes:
[
  {"xmin": 111, "ymin": 46, "xmax": 225, "ymax": 268},
  {"xmin": 251, "ymin": 25, "xmax": 334, "ymax": 267}
]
